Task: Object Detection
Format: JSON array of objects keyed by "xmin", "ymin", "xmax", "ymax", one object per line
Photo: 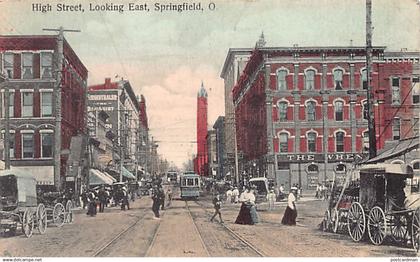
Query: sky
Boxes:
[{"xmin": 0, "ymin": 0, "xmax": 419, "ymax": 168}]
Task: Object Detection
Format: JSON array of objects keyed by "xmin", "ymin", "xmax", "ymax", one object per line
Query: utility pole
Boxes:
[
  {"xmin": 366, "ymin": 0, "xmax": 377, "ymax": 158},
  {"xmin": 4, "ymin": 80, "xmax": 10, "ymax": 170},
  {"xmin": 43, "ymin": 27, "xmax": 80, "ymax": 191}
]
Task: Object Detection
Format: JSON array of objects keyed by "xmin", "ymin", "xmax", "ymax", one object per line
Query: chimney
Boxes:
[{"xmin": 104, "ymin": 78, "xmax": 111, "ymax": 89}]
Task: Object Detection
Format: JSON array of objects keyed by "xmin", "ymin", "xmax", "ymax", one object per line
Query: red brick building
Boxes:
[
  {"xmin": 0, "ymin": 35, "xmax": 88, "ymax": 188},
  {"xmin": 194, "ymin": 82, "xmax": 208, "ymax": 176},
  {"xmin": 232, "ymin": 46, "xmax": 419, "ymax": 189}
]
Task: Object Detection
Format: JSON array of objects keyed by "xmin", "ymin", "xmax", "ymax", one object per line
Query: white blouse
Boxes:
[
  {"xmin": 240, "ymin": 191, "xmax": 256, "ymax": 205},
  {"xmin": 288, "ymin": 193, "xmax": 296, "ymax": 210}
]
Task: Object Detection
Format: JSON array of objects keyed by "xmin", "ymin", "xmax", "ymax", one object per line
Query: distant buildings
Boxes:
[
  {"xmin": 227, "ymin": 44, "xmax": 419, "ymax": 189},
  {"xmin": 213, "ymin": 116, "xmax": 225, "ymax": 179},
  {"xmin": 0, "ymin": 35, "xmax": 88, "ymax": 192},
  {"xmin": 206, "ymin": 130, "xmax": 217, "ymax": 178}
]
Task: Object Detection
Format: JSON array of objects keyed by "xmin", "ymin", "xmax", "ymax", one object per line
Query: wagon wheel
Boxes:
[
  {"xmin": 412, "ymin": 208, "xmax": 420, "ymax": 253},
  {"xmin": 65, "ymin": 200, "xmax": 74, "ymax": 223},
  {"xmin": 53, "ymin": 203, "xmax": 65, "ymax": 227},
  {"xmin": 332, "ymin": 208, "xmax": 340, "ymax": 233},
  {"xmin": 368, "ymin": 206, "xmax": 387, "ymax": 245},
  {"xmin": 390, "ymin": 214, "xmax": 408, "ymax": 244},
  {"xmin": 322, "ymin": 210, "xmax": 331, "ymax": 232},
  {"xmin": 347, "ymin": 202, "xmax": 366, "ymax": 242},
  {"xmin": 22, "ymin": 209, "xmax": 34, "ymax": 238},
  {"xmin": 36, "ymin": 204, "xmax": 47, "ymax": 234}
]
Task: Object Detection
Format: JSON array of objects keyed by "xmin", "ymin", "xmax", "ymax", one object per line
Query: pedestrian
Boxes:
[
  {"xmin": 249, "ymin": 186, "xmax": 259, "ymax": 224},
  {"xmin": 297, "ymin": 185, "xmax": 302, "ymax": 201},
  {"xmin": 210, "ymin": 193, "xmax": 224, "ymax": 223},
  {"xmin": 232, "ymin": 186, "xmax": 240, "ymax": 204},
  {"xmin": 226, "ymin": 187, "xmax": 233, "ymax": 204},
  {"xmin": 235, "ymin": 186, "xmax": 255, "ymax": 225},
  {"xmin": 98, "ymin": 185, "xmax": 107, "ymax": 213},
  {"xmin": 151, "ymin": 185, "xmax": 160, "ymax": 219},
  {"xmin": 316, "ymin": 183, "xmax": 321, "ymax": 199},
  {"xmin": 81, "ymin": 188, "xmax": 88, "ymax": 209},
  {"xmin": 267, "ymin": 189, "xmax": 276, "ymax": 211},
  {"xmin": 121, "ymin": 186, "xmax": 130, "ymax": 211},
  {"xmin": 166, "ymin": 188, "xmax": 173, "ymax": 207},
  {"xmin": 281, "ymin": 187, "xmax": 298, "ymax": 225},
  {"xmin": 159, "ymin": 185, "xmax": 165, "ymax": 210},
  {"xmin": 86, "ymin": 190, "xmax": 97, "ymax": 217}
]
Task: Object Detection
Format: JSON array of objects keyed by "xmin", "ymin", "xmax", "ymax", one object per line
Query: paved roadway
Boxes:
[{"xmin": 0, "ymin": 187, "xmax": 418, "ymax": 257}]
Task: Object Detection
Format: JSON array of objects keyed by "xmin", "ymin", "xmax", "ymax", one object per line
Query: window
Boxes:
[
  {"xmin": 278, "ymin": 163, "xmax": 290, "ymax": 170},
  {"xmin": 277, "ymin": 70, "xmax": 287, "ymax": 90},
  {"xmin": 336, "ymin": 131, "xmax": 344, "ymax": 152},
  {"xmin": 278, "ymin": 102, "xmax": 288, "ymax": 121},
  {"xmin": 335, "ymin": 101, "xmax": 344, "ymax": 121},
  {"xmin": 362, "ymin": 101, "xmax": 368, "ymax": 120},
  {"xmin": 361, "ymin": 69, "xmax": 368, "ymax": 90},
  {"xmin": 392, "ymin": 118, "xmax": 400, "ymax": 140},
  {"xmin": 414, "ymin": 117, "xmax": 419, "ymax": 136},
  {"xmin": 391, "ymin": 77, "xmax": 401, "ymax": 105},
  {"xmin": 306, "ymin": 101, "xmax": 316, "ymax": 121},
  {"xmin": 22, "ymin": 92, "xmax": 33, "ymax": 117},
  {"xmin": 363, "ymin": 131, "xmax": 369, "ymax": 152},
  {"xmin": 187, "ymin": 178, "xmax": 194, "ymax": 186},
  {"xmin": 307, "ymin": 132, "xmax": 316, "ymax": 152},
  {"xmin": 41, "ymin": 52, "xmax": 53, "ymax": 79},
  {"xmin": 22, "ymin": 53, "xmax": 33, "ymax": 79},
  {"xmin": 305, "ymin": 69, "xmax": 315, "ymax": 90},
  {"xmin": 22, "ymin": 133, "xmax": 34, "ymax": 158},
  {"xmin": 334, "ymin": 69, "xmax": 343, "ymax": 90},
  {"xmin": 279, "ymin": 133, "xmax": 288, "ymax": 153},
  {"xmin": 308, "ymin": 164, "xmax": 318, "ymax": 173},
  {"xmin": 2, "ymin": 92, "xmax": 14, "ymax": 118},
  {"xmin": 41, "ymin": 92, "xmax": 53, "ymax": 117},
  {"xmin": 4, "ymin": 53, "xmax": 14, "ymax": 78},
  {"xmin": 413, "ymin": 77, "xmax": 420, "ymax": 104},
  {"xmin": 413, "ymin": 162, "xmax": 420, "ymax": 171},
  {"xmin": 41, "ymin": 133, "xmax": 53, "ymax": 158},
  {"xmin": 1, "ymin": 132, "xmax": 15, "ymax": 159}
]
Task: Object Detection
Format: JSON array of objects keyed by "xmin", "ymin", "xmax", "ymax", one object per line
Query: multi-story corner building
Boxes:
[
  {"xmin": 0, "ymin": 35, "xmax": 88, "ymax": 191},
  {"xmin": 206, "ymin": 130, "xmax": 217, "ymax": 178},
  {"xmin": 220, "ymin": 48, "xmax": 252, "ymax": 182},
  {"xmin": 232, "ymin": 46, "xmax": 419, "ymax": 190},
  {"xmin": 88, "ymin": 78, "xmax": 142, "ymax": 180},
  {"xmin": 213, "ymin": 116, "xmax": 225, "ymax": 179},
  {"xmin": 194, "ymin": 82, "xmax": 208, "ymax": 176}
]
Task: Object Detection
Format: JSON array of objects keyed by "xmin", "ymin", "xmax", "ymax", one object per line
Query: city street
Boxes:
[{"xmin": 0, "ymin": 187, "xmax": 417, "ymax": 257}]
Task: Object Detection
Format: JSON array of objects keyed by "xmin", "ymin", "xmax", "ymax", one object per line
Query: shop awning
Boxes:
[
  {"xmin": 11, "ymin": 165, "xmax": 54, "ymax": 185},
  {"xmin": 89, "ymin": 169, "xmax": 114, "ymax": 185},
  {"xmin": 362, "ymin": 137, "xmax": 419, "ymax": 164},
  {"xmin": 103, "ymin": 171, "xmax": 117, "ymax": 183},
  {"xmin": 121, "ymin": 166, "xmax": 136, "ymax": 180}
]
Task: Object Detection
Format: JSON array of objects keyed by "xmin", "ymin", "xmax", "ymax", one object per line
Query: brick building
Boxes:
[
  {"xmin": 194, "ymin": 82, "xmax": 208, "ymax": 176},
  {"xmin": 231, "ymin": 46, "xmax": 419, "ymax": 190},
  {"xmin": 213, "ymin": 116, "xmax": 225, "ymax": 179},
  {"xmin": 206, "ymin": 130, "xmax": 217, "ymax": 178},
  {"xmin": 0, "ymin": 35, "xmax": 88, "ymax": 189}
]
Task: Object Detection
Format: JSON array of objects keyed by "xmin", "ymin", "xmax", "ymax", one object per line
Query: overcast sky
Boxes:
[{"xmin": 1, "ymin": 0, "xmax": 419, "ymax": 167}]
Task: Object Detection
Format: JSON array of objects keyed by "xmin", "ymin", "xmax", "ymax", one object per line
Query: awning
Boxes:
[
  {"xmin": 121, "ymin": 166, "xmax": 136, "ymax": 180},
  {"xmin": 359, "ymin": 163, "xmax": 414, "ymax": 178},
  {"xmin": 363, "ymin": 136, "xmax": 419, "ymax": 164},
  {"xmin": 103, "ymin": 171, "xmax": 117, "ymax": 183},
  {"xmin": 89, "ymin": 169, "xmax": 114, "ymax": 185},
  {"xmin": 10, "ymin": 165, "xmax": 54, "ymax": 185}
]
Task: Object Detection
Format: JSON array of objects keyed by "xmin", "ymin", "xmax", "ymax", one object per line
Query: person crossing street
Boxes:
[{"xmin": 210, "ymin": 193, "xmax": 223, "ymax": 223}]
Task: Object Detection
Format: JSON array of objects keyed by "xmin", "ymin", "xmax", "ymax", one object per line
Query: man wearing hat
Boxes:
[
  {"xmin": 266, "ymin": 189, "xmax": 276, "ymax": 211},
  {"xmin": 281, "ymin": 187, "xmax": 298, "ymax": 225}
]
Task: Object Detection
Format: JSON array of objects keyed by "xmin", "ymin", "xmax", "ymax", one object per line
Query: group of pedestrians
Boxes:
[
  {"xmin": 315, "ymin": 183, "xmax": 328, "ymax": 200},
  {"xmin": 224, "ymin": 187, "xmax": 240, "ymax": 204},
  {"xmin": 151, "ymin": 183, "xmax": 172, "ymax": 219},
  {"xmin": 83, "ymin": 185, "xmax": 131, "ymax": 217}
]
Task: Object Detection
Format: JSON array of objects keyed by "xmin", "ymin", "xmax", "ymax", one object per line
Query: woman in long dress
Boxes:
[
  {"xmin": 235, "ymin": 186, "xmax": 255, "ymax": 225},
  {"xmin": 281, "ymin": 187, "xmax": 297, "ymax": 225}
]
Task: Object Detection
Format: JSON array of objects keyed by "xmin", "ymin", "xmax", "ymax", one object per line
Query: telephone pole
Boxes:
[
  {"xmin": 42, "ymin": 27, "xmax": 80, "ymax": 191},
  {"xmin": 366, "ymin": 0, "xmax": 377, "ymax": 159}
]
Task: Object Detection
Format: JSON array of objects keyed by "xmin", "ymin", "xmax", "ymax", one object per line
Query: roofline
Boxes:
[{"xmin": 220, "ymin": 48, "xmax": 253, "ymax": 78}]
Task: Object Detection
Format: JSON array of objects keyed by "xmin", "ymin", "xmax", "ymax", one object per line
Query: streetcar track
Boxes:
[
  {"xmin": 144, "ymin": 210, "xmax": 166, "ymax": 257},
  {"xmin": 189, "ymin": 200, "xmax": 266, "ymax": 257},
  {"xmin": 184, "ymin": 201, "xmax": 211, "ymax": 257},
  {"xmin": 92, "ymin": 212, "xmax": 148, "ymax": 257}
]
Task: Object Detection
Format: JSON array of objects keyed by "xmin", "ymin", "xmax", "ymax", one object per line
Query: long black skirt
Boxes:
[
  {"xmin": 281, "ymin": 206, "xmax": 297, "ymax": 225},
  {"xmin": 235, "ymin": 203, "xmax": 253, "ymax": 225}
]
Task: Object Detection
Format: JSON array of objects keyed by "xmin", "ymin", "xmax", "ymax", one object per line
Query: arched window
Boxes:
[
  {"xmin": 279, "ymin": 133, "xmax": 288, "ymax": 153},
  {"xmin": 335, "ymin": 101, "xmax": 344, "ymax": 121},
  {"xmin": 308, "ymin": 164, "xmax": 318, "ymax": 173},
  {"xmin": 334, "ymin": 69, "xmax": 343, "ymax": 90},
  {"xmin": 305, "ymin": 69, "xmax": 315, "ymax": 90},
  {"xmin": 307, "ymin": 132, "xmax": 317, "ymax": 152},
  {"xmin": 336, "ymin": 164, "xmax": 346, "ymax": 173},
  {"xmin": 392, "ymin": 117, "xmax": 401, "ymax": 140},
  {"xmin": 361, "ymin": 69, "xmax": 368, "ymax": 90},
  {"xmin": 277, "ymin": 70, "xmax": 287, "ymax": 90},
  {"xmin": 278, "ymin": 102, "xmax": 288, "ymax": 121},
  {"xmin": 413, "ymin": 162, "xmax": 420, "ymax": 170},
  {"xmin": 306, "ymin": 101, "xmax": 316, "ymax": 121},
  {"xmin": 336, "ymin": 131, "xmax": 345, "ymax": 152}
]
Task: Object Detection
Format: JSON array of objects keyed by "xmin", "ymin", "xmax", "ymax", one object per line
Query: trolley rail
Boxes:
[{"xmin": 190, "ymin": 200, "xmax": 266, "ymax": 257}]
